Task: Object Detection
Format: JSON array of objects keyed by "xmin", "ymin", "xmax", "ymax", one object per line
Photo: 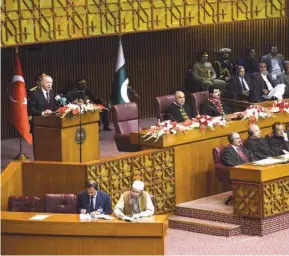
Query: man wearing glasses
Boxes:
[{"xmin": 250, "ymin": 62, "xmax": 286, "ymax": 102}]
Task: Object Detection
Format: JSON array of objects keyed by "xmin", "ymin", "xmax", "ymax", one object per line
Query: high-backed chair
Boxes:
[
  {"xmin": 44, "ymin": 194, "xmax": 77, "ymax": 213},
  {"xmin": 112, "ymin": 102, "xmax": 141, "ymax": 152},
  {"xmin": 191, "ymin": 91, "xmax": 209, "ymax": 115},
  {"xmin": 8, "ymin": 196, "xmax": 40, "ymax": 212},
  {"xmin": 212, "ymin": 146, "xmax": 232, "ymax": 205},
  {"xmin": 154, "ymin": 95, "xmax": 175, "ymax": 121}
]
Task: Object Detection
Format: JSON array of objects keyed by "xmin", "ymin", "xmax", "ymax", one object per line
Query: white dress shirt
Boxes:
[
  {"xmin": 238, "ymin": 77, "xmax": 249, "ymax": 91},
  {"xmin": 261, "ymin": 73, "xmax": 274, "ymax": 91},
  {"xmin": 271, "ymin": 58, "xmax": 282, "ymax": 80}
]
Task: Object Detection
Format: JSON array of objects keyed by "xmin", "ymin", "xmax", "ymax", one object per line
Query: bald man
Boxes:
[
  {"xmin": 244, "ymin": 124, "xmax": 277, "ymax": 160},
  {"xmin": 166, "ymin": 91, "xmax": 194, "ymax": 122}
]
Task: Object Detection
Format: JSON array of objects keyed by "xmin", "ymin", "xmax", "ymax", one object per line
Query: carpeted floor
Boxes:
[{"xmin": 2, "ymin": 117, "xmax": 289, "ymax": 254}]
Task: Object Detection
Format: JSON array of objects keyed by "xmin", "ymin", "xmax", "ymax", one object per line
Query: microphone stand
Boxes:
[{"xmin": 79, "ymin": 102, "xmax": 83, "ymax": 163}]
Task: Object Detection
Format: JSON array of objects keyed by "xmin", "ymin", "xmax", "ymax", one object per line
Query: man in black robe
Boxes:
[
  {"xmin": 221, "ymin": 132, "xmax": 256, "ymax": 166},
  {"xmin": 166, "ymin": 90, "xmax": 194, "ymax": 122},
  {"xmin": 266, "ymin": 122, "xmax": 289, "ymax": 154},
  {"xmin": 244, "ymin": 124, "xmax": 278, "ymax": 160}
]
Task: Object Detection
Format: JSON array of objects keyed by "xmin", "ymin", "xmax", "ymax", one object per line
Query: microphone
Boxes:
[
  {"xmin": 166, "ymin": 113, "xmax": 177, "ymax": 122},
  {"xmin": 127, "ymin": 86, "xmax": 140, "ymax": 99},
  {"xmin": 55, "ymin": 94, "xmax": 67, "ymax": 107}
]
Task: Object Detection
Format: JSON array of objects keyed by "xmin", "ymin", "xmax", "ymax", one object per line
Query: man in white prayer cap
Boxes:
[{"xmin": 114, "ymin": 180, "xmax": 155, "ymax": 221}]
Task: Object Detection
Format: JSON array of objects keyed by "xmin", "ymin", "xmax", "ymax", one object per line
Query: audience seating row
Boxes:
[{"xmin": 8, "ymin": 194, "xmax": 77, "ymax": 213}]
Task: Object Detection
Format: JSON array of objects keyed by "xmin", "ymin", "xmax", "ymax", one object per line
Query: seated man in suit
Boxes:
[
  {"xmin": 76, "ymin": 180, "xmax": 112, "ymax": 215},
  {"xmin": 266, "ymin": 122, "xmax": 289, "ymax": 154},
  {"xmin": 114, "ymin": 180, "xmax": 154, "ymax": 221},
  {"xmin": 166, "ymin": 90, "xmax": 194, "ymax": 122},
  {"xmin": 280, "ymin": 61, "xmax": 289, "ymax": 98},
  {"xmin": 250, "ymin": 62, "xmax": 286, "ymax": 102},
  {"xmin": 221, "ymin": 132, "xmax": 256, "ymax": 166},
  {"xmin": 244, "ymin": 124, "xmax": 278, "ymax": 160},
  {"xmin": 228, "ymin": 66, "xmax": 253, "ymax": 101}
]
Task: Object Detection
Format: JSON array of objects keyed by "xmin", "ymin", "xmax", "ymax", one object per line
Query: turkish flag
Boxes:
[{"xmin": 9, "ymin": 49, "xmax": 33, "ymax": 145}]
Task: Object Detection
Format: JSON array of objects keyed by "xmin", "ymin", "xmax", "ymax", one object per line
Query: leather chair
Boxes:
[
  {"xmin": 8, "ymin": 196, "xmax": 40, "ymax": 212},
  {"xmin": 112, "ymin": 102, "xmax": 141, "ymax": 152},
  {"xmin": 44, "ymin": 194, "xmax": 77, "ymax": 213},
  {"xmin": 191, "ymin": 91, "xmax": 209, "ymax": 115},
  {"xmin": 212, "ymin": 146, "xmax": 232, "ymax": 205},
  {"xmin": 154, "ymin": 95, "xmax": 175, "ymax": 121}
]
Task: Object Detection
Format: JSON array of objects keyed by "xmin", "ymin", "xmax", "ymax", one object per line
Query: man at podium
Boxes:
[{"xmin": 28, "ymin": 74, "xmax": 57, "ymax": 130}]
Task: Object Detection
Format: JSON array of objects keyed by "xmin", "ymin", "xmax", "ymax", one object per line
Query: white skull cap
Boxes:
[{"xmin": 132, "ymin": 180, "xmax": 144, "ymax": 191}]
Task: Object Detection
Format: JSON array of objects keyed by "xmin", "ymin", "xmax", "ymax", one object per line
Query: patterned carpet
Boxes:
[{"xmin": 2, "ymin": 117, "xmax": 289, "ymax": 254}]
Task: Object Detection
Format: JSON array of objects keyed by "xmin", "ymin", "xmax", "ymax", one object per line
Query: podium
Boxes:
[{"xmin": 33, "ymin": 112, "xmax": 100, "ymax": 162}]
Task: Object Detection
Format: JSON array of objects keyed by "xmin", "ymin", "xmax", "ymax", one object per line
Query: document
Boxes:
[
  {"xmin": 251, "ymin": 156, "xmax": 289, "ymax": 166},
  {"xmin": 29, "ymin": 215, "xmax": 50, "ymax": 220}
]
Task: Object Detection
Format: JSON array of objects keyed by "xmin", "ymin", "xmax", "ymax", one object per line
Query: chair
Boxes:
[
  {"xmin": 212, "ymin": 146, "xmax": 232, "ymax": 205},
  {"xmin": 44, "ymin": 194, "xmax": 77, "ymax": 213},
  {"xmin": 112, "ymin": 102, "xmax": 141, "ymax": 152},
  {"xmin": 8, "ymin": 196, "xmax": 40, "ymax": 212},
  {"xmin": 154, "ymin": 95, "xmax": 175, "ymax": 121},
  {"xmin": 191, "ymin": 91, "xmax": 209, "ymax": 115},
  {"xmin": 150, "ymin": 194, "xmax": 156, "ymax": 209}
]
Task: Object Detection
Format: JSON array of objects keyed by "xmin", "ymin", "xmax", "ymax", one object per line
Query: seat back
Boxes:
[
  {"xmin": 191, "ymin": 91, "xmax": 209, "ymax": 115},
  {"xmin": 154, "ymin": 95, "xmax": 175, "ymax": 121},
  {"xmin": 112, "ymin": 102, "xmax": 139, "ymax": 134},
  {"xmin": 8, "ymin": 196, "xmax": 40, "ymax": 212},
  {"xmin": 149, "ymin": 194, "xmax": 156, "ymax": 209},
  {"xmin": 212, "ymin": 146, "xmax": 231, "ymax": 184},
  {"xmin": 44, "ymin": 194, "xmax": 76, "ymax": 213}
]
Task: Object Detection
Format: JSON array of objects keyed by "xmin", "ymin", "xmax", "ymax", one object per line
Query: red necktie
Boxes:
[{"xmin": 237, "ymin": 147, "xmax": 248, "ymax": 161}]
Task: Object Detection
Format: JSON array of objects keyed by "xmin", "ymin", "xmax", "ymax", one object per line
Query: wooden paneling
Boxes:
[
  {"xmin": 1, "ymin": 162, "xmax": 22, "ymax": 211},
  {"xmin": 2, "ymin": 18, "xmax": 288, "ymax": 138}
]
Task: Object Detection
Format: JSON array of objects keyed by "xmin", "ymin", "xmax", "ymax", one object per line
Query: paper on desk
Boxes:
[
  {"xmin": 251, "ymin": 157, "xmax": 286, "ymax": 166},
  {"xmin": 29, "ymin": 215, "xmax": 50, "ymax": 220},
  {"xmin": 91, "ymin": 214, "xmax": 114, "ymax": 220}
]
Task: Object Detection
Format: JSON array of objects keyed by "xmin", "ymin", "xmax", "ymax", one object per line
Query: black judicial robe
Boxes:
[
  {"xmin": 221, "ymin": 145, "xmax": 256, "ymax": 166},
  {"xmin": 166, "ymin": 103, "xmax": 194, "ymax": 122},
  {"xmin": 244, "ymin": 138, "xmax": 277, "ymax": 160},
  {"xmin": 267, "ymin": 132, "xmax": 289, "ymax": 154}
]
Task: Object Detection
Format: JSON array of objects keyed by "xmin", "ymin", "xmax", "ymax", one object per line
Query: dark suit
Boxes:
[
  {"xmin": 76, "ymin": 190, "xmax": 112, "ymax": 214},
  {"xmin": 221, "ymin": 145, "xmax": 256, "ymax": 166},
  {"xmin": 28, "ymin": 88, "xmax": 57, "ymax": 132},
  {"xmin": 201, "ymin": 99, "xmax": 228, "ymax": 117},
  {"xmin": 250, "ymin": 73, "xmax": 275, "ymax": 102},
  {"xmin": 266, "ymin": 132, "xmax": 289, "ymax": 154},
  {"xmin": 228, "ymin": 75, "xmax": 253, "ymax": 101},
  {"xmin": 166, "ymin": 103, "xmax": 193, "ymax": 122}
]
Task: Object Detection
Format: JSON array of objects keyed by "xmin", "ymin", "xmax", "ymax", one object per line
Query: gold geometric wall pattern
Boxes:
[
  {"xmin": 233, "ymin": 182, "xmax": 261, "ymax": 218},
  {"xmin": 87, "ymin": 148, "xmax": 175, "ymax": 213},
  {"xmin": 1, "ymin": 0, "xmax": 287, "ymax": 47},
  {"xmin": 263, "ymin": 178, "xmax": 289, "ymax": 217}
]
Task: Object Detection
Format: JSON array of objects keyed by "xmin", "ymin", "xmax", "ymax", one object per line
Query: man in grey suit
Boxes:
[
  {"xmin": 261, "ymin": 45, "xmax": 285, "ymax": 85},
  {"xmin": 280, "ymin": 61, "xmax": 289, "ymax": 98}
]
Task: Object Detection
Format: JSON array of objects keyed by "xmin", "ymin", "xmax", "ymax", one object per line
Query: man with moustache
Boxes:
[
  {"xmin": 28, "ymin": 74, "xmax": 57, "ymax": 129},
  {"xmin": 221, "ymin": 132, "xmax": 256, "ymax": 166},
  {"xmin": 250, "ymin": 62, "xmax": 286, "ymax": 102},
  {"xmin": 266, "ymin": 122, "xmax": 289, "ymax": 155},
  {"xmin": 114, "ymin": 180, "xmax": 154, "ymax": 221}
]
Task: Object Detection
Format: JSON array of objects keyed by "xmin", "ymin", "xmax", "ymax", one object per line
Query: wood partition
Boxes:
[{"xmin": 1, "ymin": 162, "xmax": 22, "ymax": 211}]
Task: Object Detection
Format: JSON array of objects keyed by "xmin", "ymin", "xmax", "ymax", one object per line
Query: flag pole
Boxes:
[{"xmin": 14, "ymin": 133, "xmax": 29, "ymax": 160}]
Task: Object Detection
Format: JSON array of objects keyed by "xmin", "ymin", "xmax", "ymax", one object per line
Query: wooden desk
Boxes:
[
  {"xmin": 130, "ymin": 113, "xmax": 289, "ymax": 204},
  {"xmin": 229, "ymin": 162, "xmax": 289, "ymax": 218},
  {"xmin": 1, "ymin": 212, "xmax": 168, "ymax": 255}
]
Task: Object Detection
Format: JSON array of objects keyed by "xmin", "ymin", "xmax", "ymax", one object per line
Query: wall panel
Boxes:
[{"xmin": 1, "ymin": 17, "xmax": 288, "ymax": 138}]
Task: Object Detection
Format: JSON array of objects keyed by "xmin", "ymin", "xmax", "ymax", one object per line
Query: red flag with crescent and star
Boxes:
[{"xmin": 9, "ymin": 48, "xmax": 33, "ymax": 144}]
